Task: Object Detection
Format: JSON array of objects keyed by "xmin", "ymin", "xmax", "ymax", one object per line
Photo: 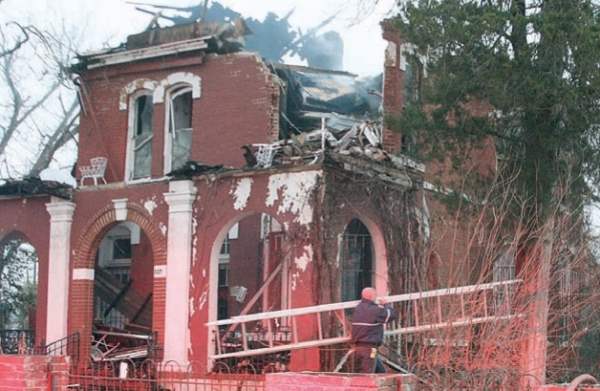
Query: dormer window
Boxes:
[
  {"xmin": 165, "ymin": 86, "xmax": 193, "ymax": 173},
  {"xmin": 127, "ymin": 93, "xmax": 154, "ymax": 180}
]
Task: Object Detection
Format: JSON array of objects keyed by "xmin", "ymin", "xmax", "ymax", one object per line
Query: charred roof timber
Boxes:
[
  {"xmin": 128, "ymin": 1, "xmax": 344, "ymax": 70},
  {"xmin": 72, "ymin": 20, "xmax": 247, "ymax": 71},
  {"xmin": 0, "ymin": 177, "xmax": 73, "ymax": 200},
  {"xmin": 272, "ymin": 64, "xmax": 382, "ymax": 137}
]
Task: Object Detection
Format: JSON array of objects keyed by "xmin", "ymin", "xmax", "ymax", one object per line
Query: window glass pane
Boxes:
[
  {"xmin": 113, "ymin": 238, "xmax": 132, "ymax": 259},
  {"xmin": 218, "ymin": 264, "xmax": 229, "ymax": 287},
  {"xmin": 220, "ymin": 236, "xmax": 230, "ymax": 255},
  {"xmin": 341, "ymin": 219, "xmax": 373, "ymax": 302},
  {"xmin": 136, "ymin": 95, "xmax": 153, "ymax": 136},
  {"xmin": 172, "ymin": 92, "xmax": 192, "ymax": 131},
  {"xmin": 171, "ymin": 129, "xmax": 192, "ymax": 170},
  {"xmin": 132, "ymin": 94, "xmax": 153, "ymax": 179},
  {"xmin": 133, "ymin": 137, "xmax": 152, "ymax": 178},
  {"xmin": 169, "ymin": 90, "xmax": 193, "ymax": 171}
]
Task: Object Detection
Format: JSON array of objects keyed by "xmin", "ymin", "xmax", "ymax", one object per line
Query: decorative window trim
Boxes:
[
  {"xmin": 119, "ymin": 78, "xmax": 158, "ymax": 111},
  {"xmin": 163, "ymin": 85, "xmax": 194, "ymax": 175},
  {"xmin": 153, "ymin": 72, "xmax": 201, "ymax": 103},
  {"xmin": 125, "ymin": 90, "xmax": 154, "ymax": 183}
]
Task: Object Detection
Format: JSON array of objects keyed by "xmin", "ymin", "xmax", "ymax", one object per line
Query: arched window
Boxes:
[
  {"xmin": 0, "ymin": 235, "xmax": 38, "ymax": 352},
  {"xmin": 165, "ymin": 86, "xmax": 193, "ymax": 173},
  {"xmin": 340, "ymin": 219, "xmax": 373, "ymax": 302},
  {"xmin": 127, "ymin": 92, "xmax": 154, "ymax": 180}
]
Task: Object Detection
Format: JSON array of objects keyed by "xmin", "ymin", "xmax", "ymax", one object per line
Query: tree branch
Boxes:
[
  {"xmin": 28, "ymin": 98, "xmax": 79, "ymax": 177},
  {"xmin": 0, "ymin": 23, "xmax": 30, "ymax": 59}
]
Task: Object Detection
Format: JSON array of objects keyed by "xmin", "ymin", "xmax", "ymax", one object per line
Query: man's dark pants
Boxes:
[{"xmin": 353, "ymin": 345, "xmax": 386, "ymax": 373}]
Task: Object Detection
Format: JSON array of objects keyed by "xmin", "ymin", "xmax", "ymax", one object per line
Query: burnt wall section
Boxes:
[
  {"xmin": 187, "ymin": 167, "xmax": 323, "ymax": 371},
  {"xmin": 313, "ymin": 162, "xmax": 424, "ymax": 371},
  {"xmin": 316, "ymin": 164, "xmax": 424, "ymax": 305}
]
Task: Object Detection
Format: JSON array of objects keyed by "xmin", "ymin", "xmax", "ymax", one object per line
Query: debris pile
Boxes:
[
  {"xmin": 90, "ymin": 329, "xmax": 155, "ymax": 363},
  {"xmin": 245, "ymin": 111, "xmax": 418, "ymax": 169}
]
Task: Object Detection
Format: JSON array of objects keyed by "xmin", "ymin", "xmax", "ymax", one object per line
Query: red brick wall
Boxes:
[
  {"xmin": 381, "ymin": 20, "xmax": 404, "ymax": 154},
  {"xmin": 0, "ymin": 355, "xmax": 69, "ymax": 391},
  {"xmin": 0, "ymin": 196, "xmax": 50, "ymax": 345},
  {"xmin": 226, "ymin": 214, "xmax": 263, "ymax": 316},
  {"xmin": 77, "ymin": 52, "xmax": 280, "ymax": 183},
  {"xmin": 130, "ymin": 229, "xmax": 154, "ymax": 298},
  {"xmin": 187, "ymin": 169, "xmax": 319, "ymax": 371},
  {"xmin": 265, "ymin": 372, "xmax": 417, "ymax": 391},
  {"xmin": 538, "ymin": 387, "xmax": 600, "ymax": 391}
]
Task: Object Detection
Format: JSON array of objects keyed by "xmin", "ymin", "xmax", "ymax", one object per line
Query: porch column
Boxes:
[
  {"xmin": 45, "ymin": 197, "xmax": 76, "ymax": 344},
  {"xmin": 163, "ymin": 180, "xmax": 197, "ymax": 365}
]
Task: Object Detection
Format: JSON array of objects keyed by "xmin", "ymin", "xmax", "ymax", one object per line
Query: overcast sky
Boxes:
[{"xmin": 3, "ymin": 0, "xmax": 397, "ymax": 76}]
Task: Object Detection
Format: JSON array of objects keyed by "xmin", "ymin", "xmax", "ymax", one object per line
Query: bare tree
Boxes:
[
  {"xmin": 389, "ymin": 171, "xmax": 600, "ymax": 389},
  {"xmin": 0, "ymin": 16, "xmax": 80, "ymax": 179}
]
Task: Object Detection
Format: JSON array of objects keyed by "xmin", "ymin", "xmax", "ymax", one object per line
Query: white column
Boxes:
[
  {"xmin": 163, "ymin": 180, "xmax": 197, "ymax": 365},
  {"xmin": 45, "ymin": 197, "xmax": 76, "ymax": 344}
]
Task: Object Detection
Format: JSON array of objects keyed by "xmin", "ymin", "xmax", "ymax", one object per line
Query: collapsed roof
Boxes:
[
  {"xmin": 71, "ymin": 19, "xmax": 416, "ymax": 187},
  {"xmin": 273, "ymin": 64, "xmax": 382, "ymax": 137}
]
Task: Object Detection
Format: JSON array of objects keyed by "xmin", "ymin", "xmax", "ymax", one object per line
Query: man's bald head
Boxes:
[{"xmin": 361, "ymin": 287, "xmax": 377, "ymax": 301}]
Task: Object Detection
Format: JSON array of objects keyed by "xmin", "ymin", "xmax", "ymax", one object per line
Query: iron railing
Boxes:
[
  {"xmin": 68, "ymin": 359, "xmax": 265, "ymax": 391},
  {"xmin": 0, "ymin": 330, "xmax": 80, "ymax": 362},
  {"xmin": 41, "ymin": 332, "xmax": 80, "ymax": 361}
]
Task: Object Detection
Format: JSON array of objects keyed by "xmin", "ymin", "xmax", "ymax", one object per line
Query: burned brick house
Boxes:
[{"xmin": 0, "ymin": 19, "xmax": 501, "ymax": 375}]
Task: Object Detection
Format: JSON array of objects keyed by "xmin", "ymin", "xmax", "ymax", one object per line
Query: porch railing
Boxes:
[
  {"xmin": 0, "ymin": 330, "xmax": 79, "ymax": 362},
  {"xmin": 69, "ymin": 359, "xmax": 265, "ymax": 391}
]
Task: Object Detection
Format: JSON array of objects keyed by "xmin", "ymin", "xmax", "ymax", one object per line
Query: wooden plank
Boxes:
[
  {"xmin": 207, "ymin": 279, "xmax": 522, "ymax": 326},
  {"xmin": 209, "ymin": 314, "xmax": 523, "ymax": 360}
]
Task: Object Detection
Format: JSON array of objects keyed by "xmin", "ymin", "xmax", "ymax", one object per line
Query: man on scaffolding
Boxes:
[{"xmin": 350, "ymin": 287, "xmax": 397, "ymax": 373}]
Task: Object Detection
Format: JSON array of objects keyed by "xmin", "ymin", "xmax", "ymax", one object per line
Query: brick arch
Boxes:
[
  {"xmin": 205, "ymin": 210, "xmax": 287, "ymax": 365},
  {"xmin": 69, "ymin": 201, "xmax": 167, "ymax": 361},
  {"xmin": 73, "ymin": 201, "xmax": 166, "ymax": 269},
  {"xmin": 338, "ymin": 215, "xmax": 389, "ymax": 296}
]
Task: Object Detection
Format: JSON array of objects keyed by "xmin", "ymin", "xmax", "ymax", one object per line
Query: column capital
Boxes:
[
  {"xmin": 46, "ymin": 198, "xmax": 76, "ymax": 223},
  {"xmin": 164, "ymin": 180, "xmax": 197, "ymax": 213}
]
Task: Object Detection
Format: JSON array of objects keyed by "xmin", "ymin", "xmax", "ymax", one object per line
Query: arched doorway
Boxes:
[
  {"xmin": 91, "ymin": 221, "xmax": 154, "ymax": 359},
  {"xmin": 0, "ymin": 234, "xmax": 38, "ymax": 352},
  {"xmin": 214, "ymin": 213, "xmax": 285, "ymax": 320},
  {"xmin": 208, "ymin": 212, "xmax": 287, "ymax": 372},
  {"xmin": 340, "ymin": 219, "xmax": 374, "ymax": 302}
]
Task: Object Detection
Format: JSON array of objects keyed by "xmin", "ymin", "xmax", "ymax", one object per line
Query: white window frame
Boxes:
[
  {"xmin": 125, "ymin": 90, "xmax": 154, "ymax": 182},
  {"xmin": 163, "ymin": 85, "xmax": 194, "ymax": 175}
]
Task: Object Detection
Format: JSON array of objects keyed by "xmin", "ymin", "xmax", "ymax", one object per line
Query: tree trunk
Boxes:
[{"xmin": 519, "ymin": 217, "xmax": 554, "ymax": 389}]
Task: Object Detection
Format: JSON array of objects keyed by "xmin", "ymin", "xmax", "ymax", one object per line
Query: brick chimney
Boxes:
[{"xmin": 381, "ymin": 19, "xmax": 405, "ymax": 154}]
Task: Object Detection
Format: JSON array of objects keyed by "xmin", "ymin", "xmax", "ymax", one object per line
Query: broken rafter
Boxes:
[{"xmin": 82, "ymin": 37, "xmax": 210, "ymax": 69}]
